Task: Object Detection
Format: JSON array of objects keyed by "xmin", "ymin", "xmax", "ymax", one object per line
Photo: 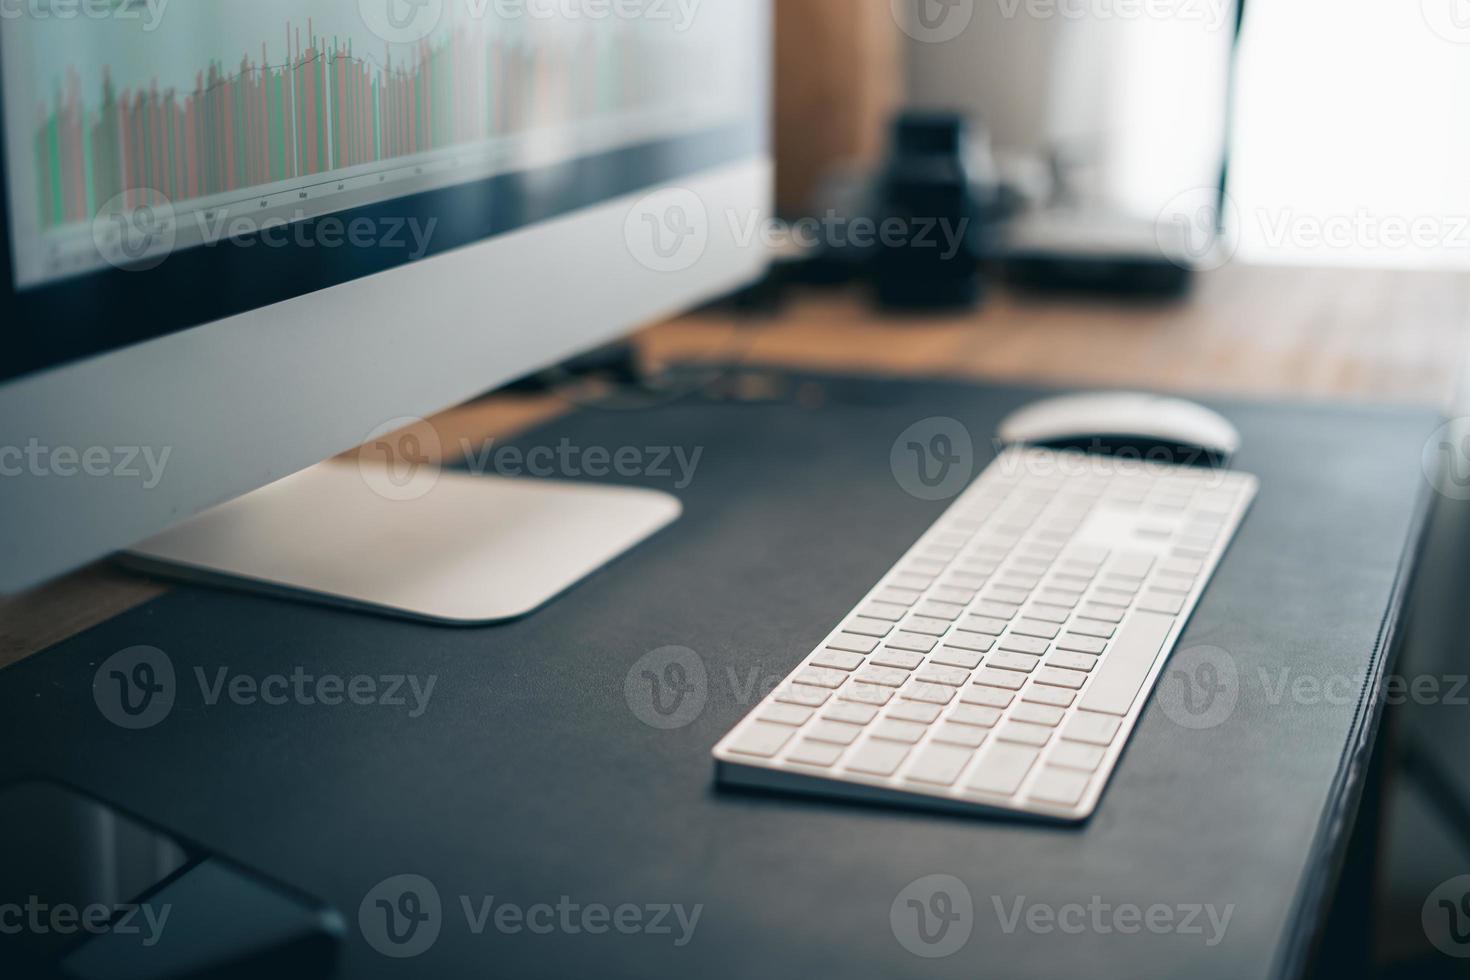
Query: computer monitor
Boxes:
[{"xmin": 0, "ymin": 1, "xmax": 771, "ymax": 620}]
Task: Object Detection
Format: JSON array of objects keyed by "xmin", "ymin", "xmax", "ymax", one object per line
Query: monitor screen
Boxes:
[{"xmin": 0, "ymin": 1, "xmax": 765, "ymax": 380}]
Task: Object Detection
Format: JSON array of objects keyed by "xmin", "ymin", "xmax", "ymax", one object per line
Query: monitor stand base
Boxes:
[{"xmin": 121, "ymin": 461, "xmax": 682, "ymax": 625}]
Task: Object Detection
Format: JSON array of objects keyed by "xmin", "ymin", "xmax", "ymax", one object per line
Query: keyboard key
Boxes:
[
  {"xmin": 1056, "ymin": 633, "xmax": 1107, "ymax": 655},
  {"xmin": 856, "ymin": 666, "xmax": 912, "ymax": 688},
  {"xmin": 759, "ymin": 703, "xmax": 814, "ymax": 726},
  {"xmin": 807, "ymin": 720, "xmax": 864, "ymax": 745},
  {"xmin": 997, "ymin": 721, "xmax": 1054, "ymax": 747},
  {"xmin": 1151, "ymin": 575, "xmax": 1196, "ymax": 595},
  {"xmin": 960, "ymin": 686, "xmax": 1014, "ymax": 709},
  {"xmin": 1029, "ymin": 767, "xmax": 1091, "ymax": 805},
  {"xmin": 845, "ymin": 739, "xmax": 910, "ymax": 776},
  {"xmin": 1012, "ymin": 619, "xmax": 1060, "ymax": 640},
  {"xmin": 958, "ymin": 615, "xmax": 1008, "ymax": 636},
  {"xmin": 811, "ymin": 650, "xmax": 865, "ymax": 672},
  {"xmin": 844, "ymin": 617, "xmax": 894, "ymax": 638},
  {"xmin": 1037, "ymin": 588, "xmax": 1082, "ymax": 608},
  {"xmin": 938, "ymin": 635, "xmax": 991, "ymax": 657},
  {"xmin": 906, "ymin": 743, "xmax": 976, "ymax": 786},
  {"xmin": 889, "ymin": 701, "xmax": 943, "ymax": 724},
  {"xmin": 1034, "ymin": 666, "xmax": 1088, "ymax": 690},
  {"xmin": 917, "ymin": 601, "xmax": 966, "ymax": 621},
  {"xmin": 838, "ymin": 683, "xmax": 894, "ymax": 706},
  {"xmin": 1161, "ymin": 557, "xmax": 1204, "ymax": 577},
  {"xmin": 903, "ymin": 682, "xmax": 958, "ymax": 705},
  {"xmin": 1048, "ymin": 651, "xmax": 1098, "ymax": 673},
  {"xmin": 1021, "ymin": 684, "xmax": 1075, "ymax": 708},
  {"xmin": 823, "ymin": 702, "xmax": 878, "ymax": 725},
  {"xmin": 966, "ymin": 743, "xmax": 1040, "ymax": 796},
  {"xmin": 872, "ymin": 720, "xmax": 928, "ymax": 744},
  {"xmin": 1064, "ymin": 711, "xmax": 1123, "ymax": 746},
  {"xmin": 1111, "ymin": 553, "xmax": 1155, "ymax": 578},
  {"xmin": 776, "ymin": 685, "xmax": 830, "ymax": 707},
  {"xmin": 932, "ymin": 647, "xmax": 984, "ymax": 670},
  {"xmin": 728, "ymin": 722, "xmax": 794, "ymax": 758},
  {"xmin": 1069, "ymin": 620, "xmax": 1116, "ymax": 640},
  {"xmin": 949, "ymin": 704, "xmax": 1003, "ymax": 727},
  {"xmin": 903, "ymin": 617, "xmax": 952, "ymax": 637},
  {"xmin": 891, "ymin": 573, "xmax": 935, "ymax": 591},
  {"xmin": 1025, "ymin": 603, "xmax": 1071, "ymax": 624},
  {"xmin": 986, "ymin": 586, "xmax": 1032, "ymax": 606},
  {"xmin": 787, "ymin": 740, "xmax": 845, "ymax": 767},
  {"xmin": 916, "ymin": 665, "xmax": 971, "ymax": 687},
  {"xmin": 860, "ymin": 602, "xmax": 908, "ymax": 622},
  {"xmin": 973, "ymin": 668, "xmax": 1027, "ymax": 691},
  {"xmin": 998, "ymin": 634, "xmax": 1050, "ymax": 656},
  {"xmin": 1049, "ymin": 742, "xmax": 1106, "ymax": 772},
  {"xmin": 931, "ymin": 587, "xmax": 977, "ymax": 605},
  {"xmin": 972, "ymin": 601, "xmax": 1021, "ymax": 621},
  {"xmin": 1078, "ymin": 604, "xmax": 1125, "ymax": 624},
  {"xmin": 1137, "ymin": 592, "xmax": 1186, "ymax": 615},
  {"xmin": 795, "ymin": 666, "xmax": 850, "ymax": 689},
  {"xmin": 932, "ymin": 723, "xmax": 988, "ymax": 748},
  {"xmin": 1011, "ymin": 702, "xmax": 1066, "ymax": 727},
  {"xmin": 870, "ymin": 649, "xmax": 924, "ymax": 671},
  {"xmin": 884, "ymin": 632, "xmax": 938, "ymax": 654},
  {"xmin": 827, "ymin": 633, "xmax": 879, "ymax": 654},
  {"xmin": 1078, "ymin": 611, "xmax": 1174, "ymax": 716},
  {"xmin": 987, "ymin": 650, "xmax": 1040, "ymax": 673},
  {"xmin": 876, "ymin": 587, "xmax": 922, "ymax": 606}
]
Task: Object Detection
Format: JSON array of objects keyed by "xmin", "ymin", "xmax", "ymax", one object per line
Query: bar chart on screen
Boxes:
[{"xmin": 0, "ymin": 1, "xmax": 749, "ymax": 286}]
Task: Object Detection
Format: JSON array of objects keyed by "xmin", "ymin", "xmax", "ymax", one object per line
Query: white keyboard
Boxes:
[{"xmin": 713, "ymin": 447, "xmax": 1258, "ymax": 822}]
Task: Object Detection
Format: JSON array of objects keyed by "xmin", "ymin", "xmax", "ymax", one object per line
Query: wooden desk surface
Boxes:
[{"xmin": 4, "ymin": 264, "xmax": 1468, "ymax": 666}]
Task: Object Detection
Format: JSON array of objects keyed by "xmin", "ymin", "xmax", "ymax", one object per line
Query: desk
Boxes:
[
  {"xmin": 5, "ymin": 264, "xmax": 1468, "ymax": 668},
  {"xmin": 0, "ymin": 262, "xmax": 1462, "ymax": 979}
]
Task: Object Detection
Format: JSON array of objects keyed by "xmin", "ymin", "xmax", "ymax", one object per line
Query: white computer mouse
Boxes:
[{"xmin": 998, "ymin": 392, "xmax": 1241, "ymax": 464}]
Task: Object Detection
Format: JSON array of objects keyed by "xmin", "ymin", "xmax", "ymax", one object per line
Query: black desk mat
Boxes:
[{"xmin": 0, "ymin": 372, "xmax": 1438, "ymax": 979}]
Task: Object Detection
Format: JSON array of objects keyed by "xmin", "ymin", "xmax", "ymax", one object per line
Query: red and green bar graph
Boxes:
[{"xmin": 33, "ymin": 19, "xmax": 647, "ymax": 228}]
